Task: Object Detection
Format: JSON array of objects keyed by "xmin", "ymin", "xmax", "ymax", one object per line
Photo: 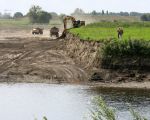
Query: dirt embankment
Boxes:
[
  {"xmin": 0, "ymin": 28, "xmax": 150, "ymax": 90},
  {"xmin": 65, "ymin": 33, "xmax": 101, "ymax": 69},
  {"xmin": 65, "ymin": 33, "xmax": 150, "ymax": 84},
  {"xmin": 0, "ymin": 29, "xmax": 88, "ymax": 83}
]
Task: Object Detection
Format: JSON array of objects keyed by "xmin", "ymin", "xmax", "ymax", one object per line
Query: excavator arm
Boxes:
[
  {"xmin": 63, "ymin": 16, "xmax": 76, "ymax": 30},
  {"xmin": 59, "ymin": 16, "xmax": 85, "ymax": 39}
]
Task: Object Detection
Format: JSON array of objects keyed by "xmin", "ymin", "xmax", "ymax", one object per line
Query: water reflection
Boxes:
[
  {"xmin": 89, "ymin": 87, "xmax": 150, "ymax": 120},
  {"xmin": 0, "ymin": 83, "xmax": 149, "ymax": 120}
]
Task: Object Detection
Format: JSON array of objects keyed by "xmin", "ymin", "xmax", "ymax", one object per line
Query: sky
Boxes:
[{"xmin": 0, "ymin": 0, "xmax": 149, "ymax": 15}]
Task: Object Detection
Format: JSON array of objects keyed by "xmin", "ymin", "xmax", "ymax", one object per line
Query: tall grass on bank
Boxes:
[
  {"xmin": 102, "ymin": 39, "xmax": 150, "ymax": 59},
  {"xmin": 90, "ymin": 96, "xmax": 147, "ymax": 120},
  {"xmin": 90, "ymin": 96, "xmax": 116, "ymax": 120}
]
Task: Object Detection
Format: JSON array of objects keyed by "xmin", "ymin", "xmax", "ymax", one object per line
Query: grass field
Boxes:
[
  {"xmin": 0, "ymin": 17, "xmax": 62, "ymax": 29},
  {"xmin": 0, "ymin": 18, "xmax": 30, "ymax": 26},
  {"xmin": 70, "ymin": 22, "xmax": 150, "ymax": 41}
]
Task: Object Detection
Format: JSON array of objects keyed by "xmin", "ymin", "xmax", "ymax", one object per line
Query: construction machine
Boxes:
[
  {"xmin": 63, "ymin": 16, "xmax": 85, "ymax": 30},
  {"xmin": 50, "ymin": 26, "xmax": 59, "ymax": 37},
  {"xmin": 59, "ymin": 16, "xmax": 85, "ymax": 38},
  {"xmin": 32, "ymin": 28, "xmax": 43, "ymax": 35}
]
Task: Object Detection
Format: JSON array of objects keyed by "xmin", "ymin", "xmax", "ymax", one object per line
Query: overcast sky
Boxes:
[{"xmin": 0, "ymin": 0, "xmax": 149, "ymax": 15}]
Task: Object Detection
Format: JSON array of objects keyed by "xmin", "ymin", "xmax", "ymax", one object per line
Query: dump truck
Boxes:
[
  {"xmin": 32, "ymin": 28, "xmax": 43, "ymax": 35},
  {"xmin": 50, "ymin": 27, "xmax": 59, "ymax": 37}
]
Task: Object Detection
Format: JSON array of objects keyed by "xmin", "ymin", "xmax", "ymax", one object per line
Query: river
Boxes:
[{"xmin": 0, "ymin": 83, "xmax": 149, "ymax": 120}]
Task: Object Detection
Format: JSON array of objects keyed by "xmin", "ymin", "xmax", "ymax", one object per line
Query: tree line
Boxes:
[
  {"xmin": 71, "ymin": 8, "xmax": 145, "ymax": 16},
  {"xmin": 1, "ymin": 6, "xmax": 150, "ymax": 23}
]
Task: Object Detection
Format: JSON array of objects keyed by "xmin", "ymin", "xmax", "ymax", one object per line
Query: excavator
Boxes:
[
  {"xmin": 63, "ymin": 16, "xmax": 85, "ymax": 30},
  {"xmin": 59, "ymin": 16, "xmax": 85, "ymax": 38}
]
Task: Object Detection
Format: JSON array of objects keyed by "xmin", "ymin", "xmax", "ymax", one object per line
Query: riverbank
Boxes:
[
  {"xmin": 65, "ymin": 32, "xmax": 150, "ymax": 80},
  {"xmin": 89, "ymin": 81, "xmax": 150, "ymax": 91},
  {"xmin": 0, "ymin": 28, "xmax": 150, "ymax": 91}
]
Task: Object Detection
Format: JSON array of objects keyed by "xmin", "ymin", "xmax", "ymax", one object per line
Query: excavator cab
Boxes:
[{"xmin": 73, "ymin": 20, "xmax": 81, "ymax": 28}]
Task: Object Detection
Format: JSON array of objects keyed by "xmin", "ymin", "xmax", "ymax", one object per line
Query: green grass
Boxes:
[
  {"xmin": 0, "ymin": 17, "xmax": 62, "ymax": 28},
  {"xmin": 69, "ymin": 22, "xmax": 150, "ymax": 41},
  {"xmin": 0, "ymin": 18, "xmax": 30, "ymax": 26},
  {"xmin": 70, "ymin": 27, "xmax": 150, "ymax": 41}
]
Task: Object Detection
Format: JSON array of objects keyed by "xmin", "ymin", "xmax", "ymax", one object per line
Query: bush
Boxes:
[{"xmin": 102, "ymin": 39, "xmax": 150, "ymax": 59}]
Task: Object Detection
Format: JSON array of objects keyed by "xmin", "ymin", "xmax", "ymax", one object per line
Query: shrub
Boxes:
[{"xmin": 102, "ymin": 39, "xmax": 150, "ymax": 59}]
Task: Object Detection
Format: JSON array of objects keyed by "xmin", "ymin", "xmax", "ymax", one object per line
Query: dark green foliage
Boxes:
[
  {"xmin": 13, "ymin": 12, "xmax": 23, "ymax": 18},
  {"xmin": 37, "ymin": 11, "xmax": 51, "ymax": 23},
  {"xmin": 102, "ymin": 39, "xmax": 150, "ymax": 59},
  {"xmin": 27, "ymin": 5, "xmax": 52, "ymax": 24},
  {"xmin": 91, "ymin": 10, "xmax": 98, "ymax": 15},
  {"xmin": 102, "ymin": 10, "xmax": 105, "ymax": 15},
  {"xmin": 141, "ymin": 14, "xmax": 150, "ymax": 21}
]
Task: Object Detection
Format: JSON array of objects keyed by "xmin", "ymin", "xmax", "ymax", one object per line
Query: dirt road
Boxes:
[{"xmin": 0, "ymin": 29, "xmax": 87, "ymax": 83}]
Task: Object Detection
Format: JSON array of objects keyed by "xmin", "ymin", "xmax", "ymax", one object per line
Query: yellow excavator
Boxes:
[
  {"xmin": 63, "ymin": 16, "xmax": 85, "ymax": 30},
  {"xmin": 60, "ymin": 16, "xmax": 85, "ymax": 38}
]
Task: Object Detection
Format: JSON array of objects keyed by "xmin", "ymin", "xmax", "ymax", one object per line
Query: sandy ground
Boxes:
[{"xmin": 0, "ymin": 29, "xmax": 87, "ymax": 83}]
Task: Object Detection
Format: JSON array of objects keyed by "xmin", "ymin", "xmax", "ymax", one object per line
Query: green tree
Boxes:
[
  {"xmin": 91, "ymin": 10, "xmax": 97, "ymax": 15},
  {"xmin": 141, "ymin": 14, "xmax": 150, "ymax": 21},
  {"xmin": 106, "ymin": 10, "xmax": 109, "ymax": 15},
  {"xmin": 102, "ymin": 10, "xmax": 105, "ymax": 15},
  {"xmin": 28, "ymin": 5, "xmax": 41, "ymax": 23},
  {"xmin": 27, "ymin": 5, "xmax": 51, "ymax": 23},
  {"xmin": 13, "ymin": 12, "xmax": 23, "ymax": 18},
  {"xmin": 37, "ymin": 11, "xmax": 51, "ymax": 23}
]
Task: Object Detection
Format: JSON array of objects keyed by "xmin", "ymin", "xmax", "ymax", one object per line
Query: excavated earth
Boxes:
[{"xmin": 0, "ymin": 29, "xmax": 87, "ymax": 83}]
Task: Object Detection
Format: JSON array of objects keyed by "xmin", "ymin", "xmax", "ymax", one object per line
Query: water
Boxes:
[{"xmin": 0, "ymin": 83, "xmax": 149, "ymax": 120}]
